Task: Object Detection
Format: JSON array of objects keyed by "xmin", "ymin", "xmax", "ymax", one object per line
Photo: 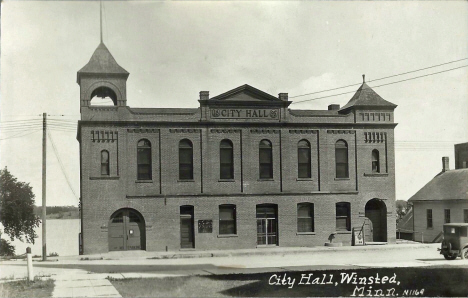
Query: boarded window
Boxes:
[
  {"xmin": 298, "ymin": 140, "xmax": 311, "ymax": 178},
  {"xmin": 259, "ymin": 140, "xmax": 273, "ymax": 179},
  {"xmin": 219, "ymin": 205, "xmax": 236, "ymax": 235},
  {"xmin": 179, "ymin": 139, "xmax": 193, "ymax": 180},
  {"xmin": 336, "ymin": 202, "xmax": 351, "ymax": 231},
  {"xmin": 220, "ymin": 140, "xmax": 234, "ymax": 180},
  {"xmin": 335, "ymin": 140, "xmax": 349, "ymax": 178},
  {"xmin": 137, "ymin": 139, "xmax": 151, "ymax": 180},
  {"xmin": 297, "ymin": 203, "xmax": 314, "ymax": 232}
]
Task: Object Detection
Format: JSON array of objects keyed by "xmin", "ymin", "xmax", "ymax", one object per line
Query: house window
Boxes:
[
  {"xmin": 427, "ymin": 209, "xmax": 433, "ymax": 228},
  {"xmin": 219, "ymin": 205, "xmax": 236, "ymax": 235},
  {"xmin": 101, "ymin": 150, "xmax": 109, "ymax": 175},
  {"xmin": 137, "ymin": 139, "xmax": 151, "ymax": 180},
  {"xmin": 372, "ymin": 149, "xmax": 380, "ymax": 173},
  {"xmin": 336, "ymin": 202, "xmax": 351, "ymax": 231},
  {"xmin": 220, "ymin": 140, "xmax": 234, "ymax": 180},
  {"xmin": 259, "ymin": 139, "xmax": 273, "ymax": 179},
  {"xmin": 297, "ymin": 203, "xmax": 314, "ymax": 232},
  {"xmin": 464, "ymin": 209, "xmax": 468, "ymax": 223},
  {"xmin": 298, "ymin": 140, "xmax": 311, "ymax": 178},
  {"xmin": 179, "ymin": 139, "xmax": 193, "ymax": 180},
  {"xmin": 444, "ymin": 209, "xmax": 450, "ymax": 224},
  {"xmin": 335, "ymin": 140, "xmax": 349, "ymax": 178}
]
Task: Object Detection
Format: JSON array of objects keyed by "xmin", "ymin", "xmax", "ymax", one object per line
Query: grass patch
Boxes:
[
  {"xmin": 111, "ymin": 276, "xmax": 254, "ymax": 297},
  {"xmin": 0, "ymin": 278, "xmax": 54, "ymax": 298}
]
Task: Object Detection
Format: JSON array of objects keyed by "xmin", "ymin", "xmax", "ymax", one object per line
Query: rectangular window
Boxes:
[
  {"xmin": 219, "ymin": 205, "xmax": 236, "ymax": 235},
  {"xmin": 297, "ymin": 203, "xmax": 314, "ymax": 232},
  {"xmin": 464, "ymin": 209, "xmax": 468, "ymax": 223},
  {"xmin": 220, "ymin": 145, "xmax": 234, "ymax": 179},
  {"xmin": 444, "ymin": 209, "xmax": 450, "ymax": 224},
  {"xmin": 179, "ymin": 148, "xmax": 193, "ymax": 180},
  {"xmin": 259, "ymin": 147, "xmax": 273, "ymax": 179},
  {"xmin": 298, "ymin": 146, "xmax": 311, "ymax": 178},
  {"xmin": 336, "ymin": 202, "xmax": 351, "ymax": 231},
  {"xmin": 427, "ymin": 209, "xmax": 433, "ymax": 228}
]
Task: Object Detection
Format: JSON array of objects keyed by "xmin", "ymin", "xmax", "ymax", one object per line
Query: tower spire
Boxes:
[{"xmin": 100, "ymin": 1, "xmax": 103, "ymax": 43}]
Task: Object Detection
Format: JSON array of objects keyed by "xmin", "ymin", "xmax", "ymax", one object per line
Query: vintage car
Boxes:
[{"xmin": 439, "ymin": 223, "xmax": 468, "ymax": 260}]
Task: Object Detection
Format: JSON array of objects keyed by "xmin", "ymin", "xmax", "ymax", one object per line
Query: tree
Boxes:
[
  {"xmin": 396, "ymin": 200, "xmax": 410, "ymax": 224},
  {"xmin": 0, "ymin": 167, "xmax": 40, "ymax": 244}
]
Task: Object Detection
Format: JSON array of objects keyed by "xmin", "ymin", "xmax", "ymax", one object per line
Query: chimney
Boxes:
[
  {"xmin": 278, "ymin": 93, "xmax": 288, "ymax": 101},
  {"xmin": 199, "ymin": 91, "xmax": 209, "ymax": 100},
  {"xmin": 328, "ymin": 104, "xmax": 340, "ymax": 111},
  {"xmin": 442, "ymin": 157, "xmax": 450, "ymax": 172}
]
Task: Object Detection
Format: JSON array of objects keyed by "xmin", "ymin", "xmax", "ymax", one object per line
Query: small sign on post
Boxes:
[
  {"xmin": 352, "ymin": 227, "xmax": 365, "ymax": 246},
  {"xmin": 26, "ymin": 247, "xmax": 34, "ymax": 281}
]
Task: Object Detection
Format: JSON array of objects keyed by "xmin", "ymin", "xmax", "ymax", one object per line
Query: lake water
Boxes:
[{"xmin": 7, "ymin": 219, "xmax": 80, "ymax": 257}]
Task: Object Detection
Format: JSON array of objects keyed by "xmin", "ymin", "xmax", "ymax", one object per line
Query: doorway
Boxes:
[
  {"xmin": 108, "ymin": 209, "xmax": 145, "ymax": 251},
  {"xmin": 180, "ymin": 206, "xmax": 195, "ymax": 249},
  {"xmin": 365, "ymin": 199, "xmax": 387, "ymax": 242},
  {"xmin": 256, "ymin": 204, "xmax": 278, "ymax": 246}
]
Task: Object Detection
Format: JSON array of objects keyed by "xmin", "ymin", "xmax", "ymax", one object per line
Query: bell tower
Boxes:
[{"xmin": 77, "ymin": 43, "xmax": 129, "ymax": 108}]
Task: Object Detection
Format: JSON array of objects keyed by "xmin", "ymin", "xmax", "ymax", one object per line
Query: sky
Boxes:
[{"xmin": 1, "ymin": 1, "xmax": 467, "ymax": 207}]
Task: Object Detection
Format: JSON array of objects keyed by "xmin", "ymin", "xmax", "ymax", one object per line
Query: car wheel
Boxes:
[
  {"xmin": 444, "ymin": 253, "xmax": 458, "ymax": 260},
  {"xmin": 461, "ymin": 248, "xmax": 468, "ymax": 260}
]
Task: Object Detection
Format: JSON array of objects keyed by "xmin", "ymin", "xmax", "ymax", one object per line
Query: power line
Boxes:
[
  {"xmin": 0, "ymin": 129, "xmax": 42, "ymax": 141},
  {"xmin": 47, "ymin": 131, "xmax": 79, "ymax": 202},
  {"xmin": 291, "ymin": 64, "xmax": 468, "ymax": 105},
  {"xmin": 290, "ymin": 57, "xmax": 468, "ymax": 99}
]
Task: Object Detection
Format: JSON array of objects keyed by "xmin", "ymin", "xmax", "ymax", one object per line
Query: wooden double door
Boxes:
[{"xmin": 109, "ymin": 209, "xmax": 145, "ymax": 251}]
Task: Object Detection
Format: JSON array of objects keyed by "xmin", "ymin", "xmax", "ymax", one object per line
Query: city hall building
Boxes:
[{"xmin": 77, "ymin": 43, "xmax": 397, "ymax": 254}]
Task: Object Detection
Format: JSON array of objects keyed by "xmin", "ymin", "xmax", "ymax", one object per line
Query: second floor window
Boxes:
[
  {"xmin": 335, "ymin": 140, "xmax": 349, "ymax": 178},
  {"xmin": 259, "ymin": 139, "xmax": 273, "ymax": 179},
  {"xmin": 137, "ymin": 139, "xmax": 152, "ymax": 180},
  {"xmin": 179, "ymin": 139, "xmax": 193, "ymax": 180},
  {"xmin": 101, "ymin": 150, "xmax": 109, "ymax": 175},
  {"xmin": 372, "ymin": 150, "xmax": 380, "ymax": 173},
  {"xmin": 220, "ymin": 140, "xmax": 234, "ymax": 180},
  {"xmin": 298, "ymin": 140, "xmax": 311, "ymax": 178}
]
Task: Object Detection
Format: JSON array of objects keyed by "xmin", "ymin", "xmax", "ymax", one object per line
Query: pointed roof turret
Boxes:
[
  {"xmin": 77, "ymin": 43, "xmax": 129, "ymax": 83},
  {"xmin": 339, "ymin": 75, "xmax": 397, "ymax": 113}
]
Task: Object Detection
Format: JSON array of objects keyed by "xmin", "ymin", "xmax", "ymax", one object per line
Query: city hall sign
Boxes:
[{"xmin": 210, "ymin": 108, "xmax": 279, "ymax": 120}]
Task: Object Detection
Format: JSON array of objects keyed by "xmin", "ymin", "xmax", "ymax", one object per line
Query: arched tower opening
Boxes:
[{"xmin": 90, "ymin": 86, "xmax": 117, "ymax": 106}]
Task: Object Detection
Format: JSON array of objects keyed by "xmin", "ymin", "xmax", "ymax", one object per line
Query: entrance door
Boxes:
[
  {"xmin": 365, "ymin": 199, "xmax": 387, "ymax": 242},
  {"xmin": 109, "ymin": 209, "xmax": 145, "ymax": 251},
  {"xmin": 256, "ymin": 205, "xmax": 278, "ymax": 246},
  {"xmin": 180, "ymin": 206, "xmax": 194, "ymax": 249}
]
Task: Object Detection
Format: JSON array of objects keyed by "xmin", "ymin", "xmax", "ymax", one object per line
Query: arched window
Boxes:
[
  {"xmin": 220, "ymin": 140, "xmax": 234, "ymax": 180},
  {"xmin": 372, "ymin": 150, "xmax": 380, "ymax": 173},
  {"xmin": 137, "ymin": 139, "xmax": 152, "ymax": 180},
  {"xmin": 298, "ymin": 140, "xmax": 311, "ymax": 178},
  {"xmin": 219, "ymin": 204, "xmax": 236, "ymax": 235},
  {"xmin": 259, "ymin": 139, "xmax": 273, "ymax": 179},
  {"xmin": 297, "ymin": 203, "xmax": 314, "ymax": 232},
  {"xmin": 101, "ymin": 150, "xmax": 109, "ymax": 175},
  {"xmin": 335, "ymin": 140, "xmax": 349, "ymax": 178},
  {"xmin": 336, "ymin": 202, "xmax": 351, "ymax": 231},
  {"xmin": 179, "ymin": 139, "xmax": 193, "ymax": 180}
]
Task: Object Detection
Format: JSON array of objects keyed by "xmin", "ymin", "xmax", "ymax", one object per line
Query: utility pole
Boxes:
[{"xmin": 42, "ymin": 112, "xmax": 47, "ymax": 261}]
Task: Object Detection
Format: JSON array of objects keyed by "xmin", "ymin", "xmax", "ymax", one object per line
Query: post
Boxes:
[
  {"xmin": 421, "ymin": 232, "xmax": 424, "ymax": 243},
  {"xmin": 42, "ymin": 113, "xmax": 47, "ymax": 261},
  {"xmin": 26, "ymin": 247, "xmax": 33, "ymax": 281}
]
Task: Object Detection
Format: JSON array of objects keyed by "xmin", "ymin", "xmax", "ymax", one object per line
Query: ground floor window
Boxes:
[
  {"xmin": 219, "ymin": 205, "xmax": 236, "ymax": 235},
  {"xmin": 427, "ymin": 209, "xmax": 433, "ymax": 228},
  {"xmin": 297, "ymin": 203, "xmax": 314, "ymax": 232},
  {"xmin": 444, "ymin": 209, "xmax": 450, "ymax": 224},
  {"xmin": 336, "ymin": 202, "xmax": 351, "ymax": 231}
]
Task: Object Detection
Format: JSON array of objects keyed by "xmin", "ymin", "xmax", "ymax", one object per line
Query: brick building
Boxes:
[
  {"xmin": 408, "ymin": 155, "xmax": 468, "ymax": 243},
  {"xmin": 77, "ymin": 43, "xmax": 398, "ymax": 254}
]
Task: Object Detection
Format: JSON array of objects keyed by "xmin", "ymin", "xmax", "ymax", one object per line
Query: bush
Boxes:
[
  {"xmin": 0, "ymin": 238, "xmax": 15, "ymax": 256},
  {"xmin": 48, "ymin": 252, "xmax": 59, "ymax": 257}
]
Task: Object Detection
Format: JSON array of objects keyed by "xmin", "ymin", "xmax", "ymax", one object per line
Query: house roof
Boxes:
[
  {"xmin": 77, "ymin": 43, "xmax": 129, "ymax": 82},
  {"xmin": 340, "ymin": 82, "xmax": 397, "ymax": 112},
  {"xmin": 408, "ymin": 169, "xmax": 468, "ymax": 202}
]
